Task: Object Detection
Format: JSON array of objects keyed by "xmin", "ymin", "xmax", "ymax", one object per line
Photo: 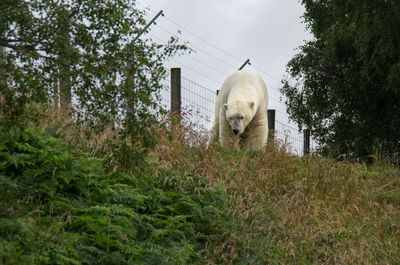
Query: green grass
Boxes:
[{"xmin": 1, "ymin": 119, "xmax": 400, "ymax": 264}]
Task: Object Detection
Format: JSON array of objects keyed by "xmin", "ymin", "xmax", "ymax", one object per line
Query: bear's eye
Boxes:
[{"xmin": 239, "ymin": 116, "xmax": 244, "ymax": 120}]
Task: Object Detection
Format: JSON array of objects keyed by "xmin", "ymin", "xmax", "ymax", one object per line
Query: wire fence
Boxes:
[
  {"xmin": 160, "ymin": 69, "xmax": 315, "ymax": 155},
  {"xmin": 160, "ymin": 73, "xmax": 216, "ymax": 130},
  {"xmin": 275, "ymin": 120, "xmax": 304, "ymax": 155},
  {"xmin": 160, "ymin": 82, "xmax": 171, "ymax": 111},
  {"xmin": 181, "ymin": 76, "xmax": 216, "ymax": 129}
]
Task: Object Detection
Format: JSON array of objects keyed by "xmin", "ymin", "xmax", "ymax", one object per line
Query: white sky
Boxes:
[{"xmin": 136, "ymin": 0, "xmax": 314, "ymax": 153}]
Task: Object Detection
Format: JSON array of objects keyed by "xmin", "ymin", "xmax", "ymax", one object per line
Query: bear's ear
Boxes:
[
  {"xmin": 224, "ymin": 103, "xmax": 228, "ymax": 110},
  {"xmin": 249, "ymin": 101, "xmax": 255, "ymax": 109}
]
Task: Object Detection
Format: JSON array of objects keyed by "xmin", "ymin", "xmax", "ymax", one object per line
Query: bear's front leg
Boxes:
[
  {"xmin": 219, "ymin": 118, "xmax": 240, "ymax": 149},
  {"xmin": 208, "ymin": 121, "xmax": 219, "ymax": 147},
  {"xmin": 240, "ymin": 124, "xmax": 268, "ymax": 151}
]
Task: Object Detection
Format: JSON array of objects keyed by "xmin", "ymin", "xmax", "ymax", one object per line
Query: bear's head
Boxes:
[{"xmin": 224, "ymin": 101, "xmax": 256, "ymax": 135}]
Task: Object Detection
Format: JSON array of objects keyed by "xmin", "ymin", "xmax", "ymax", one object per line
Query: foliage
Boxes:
[
  {"xmin": 0, "ymin": 126, "xmax": 227, "ymax": 264},
  {"xmin": 0, "ymin": 0, "xmax": 187, "ymax": 143},
  {"xmin": 2, "ymin": 111, "xmax": 400, "ymax": 264},
  {"xmin": 281, "ymin": 0, "xmax": 400, "ymax": 160}
]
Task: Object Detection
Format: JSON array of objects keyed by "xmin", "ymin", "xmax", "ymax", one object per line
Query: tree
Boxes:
[
  {"xmin": 0, "ymin": 0, "xmax": 186, "ymax": 140},
  {"xmin": 281, "ymin": 0, "xmax": 400, "ymax": 161}
]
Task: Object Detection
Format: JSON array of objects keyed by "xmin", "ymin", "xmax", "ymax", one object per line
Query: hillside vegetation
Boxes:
[{"xmin": 1, "ymin": 114, "xmax": 400, "ymax": 264}]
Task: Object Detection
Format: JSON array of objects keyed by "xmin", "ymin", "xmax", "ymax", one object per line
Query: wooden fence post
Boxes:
[
  {"xmin": 267, "ymin": 109, "xmax": 275, "ymax": 141},
  {"xmin": 170, "ymin": 68, "xmax": 181, "ymax": 114},
  {"xmin": 303, "ymin": 128, "xmax": 310, "ymax": 155}
]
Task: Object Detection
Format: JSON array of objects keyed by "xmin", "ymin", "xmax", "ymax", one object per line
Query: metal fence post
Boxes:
[
  {"xmin": 267, "ymin": 109, "xmax": 275, "ymax": 141},
  {"xmin": 303, "ymin": 128, "xmax": 310, "ymax": 155},
  {"xmin": 170, "ymin": 68, "xmax": 181, "ymax": 114},
  {"xmin": 238, "ymin": 59, "xmax": 251, "ymax": 70}
]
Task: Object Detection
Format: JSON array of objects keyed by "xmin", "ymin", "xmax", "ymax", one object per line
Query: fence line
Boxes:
[
  {"xmin": 181, "ymin": 76, "xmax": 215, "ymax": 118},
  {"xmin": 275, "ymin": 120, "xmax": 304, "ymax": 155},
  {"xmin": 163, "ymin": 67, "xmax": 312, "ymax": 155}
]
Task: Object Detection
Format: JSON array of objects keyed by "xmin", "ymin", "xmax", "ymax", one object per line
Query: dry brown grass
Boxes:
[{"xmin": 149, "ymin": 119, "xmax": 400, "ymax": 264}]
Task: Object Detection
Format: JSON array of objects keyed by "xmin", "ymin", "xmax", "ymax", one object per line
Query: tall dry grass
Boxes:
[{"xmin": 149, "ymin": 118, "xmax": 400, "ymax": 264}]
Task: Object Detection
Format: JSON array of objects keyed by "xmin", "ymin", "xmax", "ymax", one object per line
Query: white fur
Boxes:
[{"xmin": 209, "ymin": 70, "xmax": 269, "ymax": 151}]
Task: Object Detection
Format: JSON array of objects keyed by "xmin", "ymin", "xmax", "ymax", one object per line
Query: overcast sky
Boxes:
[{"xmin": 136, "ymin": 0, "xmax": 313, "ymax": 152}]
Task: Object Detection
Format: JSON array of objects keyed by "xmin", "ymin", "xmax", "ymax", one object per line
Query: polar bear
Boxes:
[{"xmin": 209, "ymin": 70, "xmax": 268, "ymax": 151}]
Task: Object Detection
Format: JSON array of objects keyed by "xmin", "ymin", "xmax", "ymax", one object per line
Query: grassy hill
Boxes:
[{"xmin": 1, "ymin": 117, "xmax": 400, "ymax": 264}]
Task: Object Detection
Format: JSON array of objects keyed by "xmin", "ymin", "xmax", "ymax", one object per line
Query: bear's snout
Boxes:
[{"xmin": 232, "ymin": 128, "xmax": 239, "ymax": 135}]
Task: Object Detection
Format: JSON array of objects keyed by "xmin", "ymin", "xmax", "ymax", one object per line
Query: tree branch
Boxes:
[
  {"xmin": 2, "ymin": 42, "xmax": 56, "ymax": 61},
  {"xmin": 307, "ymin": 52, "xmax": 343, "ymax": 79}
]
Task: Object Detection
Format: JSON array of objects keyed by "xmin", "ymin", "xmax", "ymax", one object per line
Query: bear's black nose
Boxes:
[{"xmin": 233, "ymin": 129, "xmax": 239, "ymax": 135}]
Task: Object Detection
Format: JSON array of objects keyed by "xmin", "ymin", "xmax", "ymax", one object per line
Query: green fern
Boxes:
[{"xmin": 0, "ymin": 126, "xmax": 228, "ymax": 264}]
